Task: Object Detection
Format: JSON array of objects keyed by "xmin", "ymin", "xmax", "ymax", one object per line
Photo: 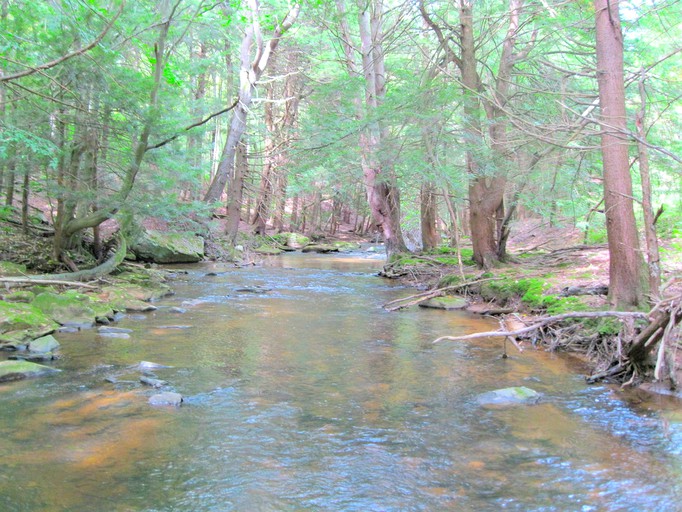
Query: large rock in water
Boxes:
[
  {"xmin": 0, "ymin": 360, "xmax": 60, "ymax": 383},
  {"xmin": 28, "ymin": 334, "xmax": 60, "ymax": 353},
  {"xmin": 132, "ymin": 230, "xmax": 204, "ymax": 263},
  {"xmin": 32, "ymin": 291, "xmax": 96, "ymax": 329},
  {"xmin": 476, "ymin": 386, "xmax": 541, "ymax": 407},
  {"xmin": 0, "ymin": 302, "xmax": 59, "ymax": 349},
  {"xmin": 419, "ymin": 296, "xmax": 468, "ymax": 310}
]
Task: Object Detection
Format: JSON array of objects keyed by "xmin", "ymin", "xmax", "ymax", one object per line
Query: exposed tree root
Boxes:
[
  {"xmin": 433, "ymin": 304, "xmax": 681, "ymax": 388},
  {"xmin": 1, "ymin": 235, "xmax": 127, "ymax": 285}
]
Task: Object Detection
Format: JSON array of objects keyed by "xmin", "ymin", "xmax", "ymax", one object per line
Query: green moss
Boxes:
[
  {"xmin": 0, "ymin": 301, "xmax": 59, "ymax": 345},
  {"xmin": 32, "ymin": 291, "xmax": 96, "ymax": 325},
  {"xmin": 3, "ymin": 290, "xmax": 35, "ymax": 303},
  {"xmin": 0, "ymin": 261, "xmax": 27, "ymax": 276}
]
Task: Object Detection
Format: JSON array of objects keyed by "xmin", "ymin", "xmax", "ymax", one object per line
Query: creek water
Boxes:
[{"xmin": 1, "ymin": 251, "xmax": 681, "ymax": 511}]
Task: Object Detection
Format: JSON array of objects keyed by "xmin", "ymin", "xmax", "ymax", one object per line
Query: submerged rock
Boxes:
[
  {"xmin": 140, "ymin": 376, "xmax": 168, "ymax": 388},
  {"xmin": 149, "ymin": 392, "xmax": 183, "ymax": 406},
  {"xmin": 0, "ymin": 360, "xmax": 60, "ymax": 383},
  {"xmin": 98, "ymin": 326, "xmax": 133, "ymax": 334},
  {"xmin": 476, "ymin": 386, "xmax": 541, "ymax": 407},
  {"xmin": 136, "ymin": 361, "xmax": 173, "ymax": 370}
]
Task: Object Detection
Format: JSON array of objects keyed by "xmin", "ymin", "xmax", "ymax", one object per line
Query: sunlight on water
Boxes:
[{"xmin": 0, "ymin": 251, "xmax": 680, "ymax": 511}]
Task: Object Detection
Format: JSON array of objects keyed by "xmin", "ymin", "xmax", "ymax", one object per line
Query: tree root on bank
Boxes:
[
  {"xmin": 1, "ymin": 235, "xmax": 127, "ymax": 286},
  {"xmin": 432, "ymin": 307, "xmax": 682, "ymax": 387}
]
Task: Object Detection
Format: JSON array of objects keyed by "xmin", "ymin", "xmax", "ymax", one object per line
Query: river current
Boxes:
[{"xmin": 0, "ymin": 251, "xmax": 680, "ymax": 511}]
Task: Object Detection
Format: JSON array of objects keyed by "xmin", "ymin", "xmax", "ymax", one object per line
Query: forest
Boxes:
[{"xmin": 1, "ymin": 0, "xmax": 681, "ymax": 382}]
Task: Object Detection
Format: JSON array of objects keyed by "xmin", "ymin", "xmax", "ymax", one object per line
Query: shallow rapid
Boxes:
[{"xmin": 1, "ymin": 251, "xmax": 680, "ymax": 511}]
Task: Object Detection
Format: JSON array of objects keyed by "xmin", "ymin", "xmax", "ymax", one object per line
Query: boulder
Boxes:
[
  {"xmin": 419, "ymin": 296, "xmax": 468, "ymax": 310},
  {"xmin": 284, "ymin": 232, "xmax": 310, "ymax": 249},
  {"xmin": 3, "ymin": 291, "xmax": 35, "ymax": 303},
  {"xmin": 132, "ymin": 230, "xmax": 204, "ymax": 264},
  {"xmin": 28, "ymin": 334, "xmax": 60, "ymax": 353},
  {"xmin": 32, "ymin": 291, "xmax": 96, "ymax": 328},
  {"xmin": 332, "ymin": 241, "xmax": 361, "ymax": 252},
  {"xmin": 254, "ymin": 245, "xmax": 283, "ymax": 255},
  {"xmin": 149, "ymin": 392, "xmax": 183, "ymax": 406},
  {"xmin": 0, "ymin": 360, "xmax": 60, "ymax": 383},
  {"xmin": 301, "ymin": 244, "xmax": 339, "ymax": 254},
  {"xmin": 476, "ymin": 386, "xmax": 541, "ymax": 407},
  {"xmin": 0, "ymin": 302, "xmax": 59, "ymax": 349}
]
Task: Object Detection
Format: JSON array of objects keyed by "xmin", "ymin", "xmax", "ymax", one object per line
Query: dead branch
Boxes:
[
  {"xmin": 0, "ymin": 278, "xmax": 99, "ymax": 289},
  {"xmin": 433, "ymin": 311, "xmax": 648, "ymax": 344},
  {"xmin": 383, "ymin": 277, "xmax": 501, "ymax": 312}
]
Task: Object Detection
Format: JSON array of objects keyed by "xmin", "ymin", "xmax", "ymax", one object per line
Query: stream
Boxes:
[{"xmin": 1, "ymin": 250, "xmax": 681, "ymax": 511}]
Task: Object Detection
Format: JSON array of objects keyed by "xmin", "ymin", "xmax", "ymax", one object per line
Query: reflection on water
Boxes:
[{"xmin": 1, "ymin": 251, "xmax": 681, "ymax": 511}]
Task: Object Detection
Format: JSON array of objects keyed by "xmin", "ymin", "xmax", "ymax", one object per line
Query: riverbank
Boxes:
[
  {"xmin": 1, "ymin": 216, "xmax": 681, "ymax": 394},
  {"xmin": 382, "ymin": 222, "xmax": 682, "ymax": 396}
]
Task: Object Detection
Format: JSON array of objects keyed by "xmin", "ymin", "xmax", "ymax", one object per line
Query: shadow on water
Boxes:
[{"xmin": 1, "ymin": 251, "xmax": 681, "ymax": 511}]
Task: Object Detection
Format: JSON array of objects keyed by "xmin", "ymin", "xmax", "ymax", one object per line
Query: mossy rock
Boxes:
[
  {"xmin": 0, "ymin": 360, "xmax": 61, "ymax": 383},
  {"xmin": 32, "ymin": 291, "xmax": 96, "ymax": 328},
  {"xmin": 332, "ymin": 241, "xmax": 361, "ymax": 252},
  {"xmin": 110, "ymin": 274, "xmax": 173, "ymax": 302},
  {"xmin": 3, "ymin": 290, "xmax": 35, "ymax": 303},
  {"xmin": 0, "ymin": 261, "xmax": 27, "ymax": 276},
  {"xmin": 0, "ymin": 302, "xmax": 59, "ymax": 346},
  {"xmin": 301, "ymin": 244, "xmax": 339, "ymax": 254},
  {"xmin": 99, "ymin": 286, "xmax": 158, "ymax": 313},
  {"xmin": 419, "ymin": 296, "xmax": 468, "ymax": 310},
  {"xmin": 28, "ymin": 334, "xmax": 60, "ymax": 353},
  {"xmin": 284, "ymin": 232, "xmax": 310, "ymax": 249},
  {"xmin": 132, "ymin": 230, "xmax": 204, "ymax": 264},
  {"xmin": 254, "ymin": 245, "xmax": 284, "ymax": 255}
]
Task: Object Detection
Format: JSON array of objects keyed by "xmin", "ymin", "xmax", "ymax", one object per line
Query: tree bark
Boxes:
[
  {"xmin": 594, "ymin": 0, "xmax": 646, "ymax": 309},
  {"xmin": 636, "ymin": 70, "xmax": 661, "ymax": 302},
  {"xmin": 203, "ymin": 0, "xmax": 299, "ymax": 205},
  {"xmin": 420, "ymin": 182, "xmax": 440, "ymax": 250},
  {"xmin": 356, "ymin": 1, "xmax": 408, "ymax": 256}
]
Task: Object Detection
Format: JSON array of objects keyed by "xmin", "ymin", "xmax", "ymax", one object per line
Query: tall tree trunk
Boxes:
[
  {"xmin": 420, "ymin": 182, "xmax": 440, "ymax": 250},
  {"xmin": 459, "ymin": 0, "xmax": 501, "ymax": 267},
  {"xmin": 357, "ymin": 1, "xmax": 407, "ymax": 256},
  {"xmin": 594, "ymin": 0, "xmax": 646, "ymax": 309},
  {"xmin": 224, "ymin": 141, "xmax": 247, "ymax": 244},
  {"xmin": 636, "ymin": 70, "xmax": 661, "ymax": 302},
  {"xmin": 204, "ymin": 0, "xmax": 299, "ymax": 205}
]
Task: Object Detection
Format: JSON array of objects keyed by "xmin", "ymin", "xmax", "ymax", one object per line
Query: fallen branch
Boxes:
[
  {"xmin": 383, "ymin": 277, "xmax": 501, "ymax": 312},
  {"xmin": 433, "ymin": 311, "xmax": 648, "ymax": 344},
  {"xmin": 0, "ymin": 278, "xmax": 99, "ymax": 289}
]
